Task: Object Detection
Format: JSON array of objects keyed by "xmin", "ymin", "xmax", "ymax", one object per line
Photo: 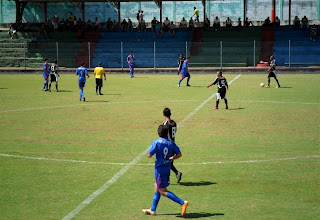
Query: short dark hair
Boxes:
[
  {"xmin": 81, "ymin": 62, "xmax": 85, "ymax": 66},
  {"xmin": 217, "ymin": 71, "xmax": 222, "ymax": 76},
  {"xmin": 130, "ymin": 51, "xmax": 133, "ymax": 53},
  {"xmin": 54, "ymin": 59, "xmax": 58, "ymax": 64},
  {"xmin": 44, "ymin": 58, "xmax": 48, "ymax": 62},
  {"xmin": 158, "ymin": 124, "xmax": 168, "ymax": 138},
  {"xmin": 187, "ymin": 56, "xmax": 191, "ymax": 59},
  {"xmin": 98, "ymin": 62, "xmax": 102, "ymax": 66},
  {"xmin": 163, "ymin": 108, "xmax": 171, "ymax": 117}
]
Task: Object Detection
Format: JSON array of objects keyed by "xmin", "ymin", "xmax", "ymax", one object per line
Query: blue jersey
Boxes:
[
  {"xmin": 127, "ymin": 55, "xmax": 135, "ymax": 64},
  {"xmin": 181, "ymin": 60, "xmax": 189, "ymax": 74},
  {"xmin": 76, "ymin": 66, "xmax": 88, "ymax": 82},
  {"xmin": 43, "ymin": 62, "xmax": 49, "ymax": 75},
  {"xmin": 148, "ymin": 138, "xmax": 181, "ymax": 169}
]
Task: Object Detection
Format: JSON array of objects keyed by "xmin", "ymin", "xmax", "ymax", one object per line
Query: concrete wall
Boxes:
[{"xmin": 0, "ymin": 0, "xmax": 319, "ymax": 24}]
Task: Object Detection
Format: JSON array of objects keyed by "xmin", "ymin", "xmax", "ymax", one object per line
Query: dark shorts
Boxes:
[
  {"xmin": 96, "ymin": 78, "xmax": 103, "ymax": 87},
  {"xmin": 79, "ymin": 82, "xmax": 85, "ymax": 88},
  {"xmin": 154, "ymin": 166, "xmax": 170, "ymax": 189},
  {"xmin": 217, "ymin": 87, "xmax": 227, "ymax": 99},
  {"xmin": 178, "ymin": 64, "xmax": 183, "ymax": 72},
  {"xmin": 50, "ymin": 74, "xmax": 57, "ymax": 82},
  {"xmin": 268, "ymin": 71, "xmax": 278, "ymax": 78}
]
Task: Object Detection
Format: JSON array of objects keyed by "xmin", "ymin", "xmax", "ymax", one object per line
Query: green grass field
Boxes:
[{"xmin": 0, "ymin": 73, "xmax": 319, "ymax": 219}]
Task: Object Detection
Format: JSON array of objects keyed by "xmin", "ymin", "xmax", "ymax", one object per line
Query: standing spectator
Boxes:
[
  {"xmin": 180, "ymin": 17, "xmax": 188, "ymax": 31},
  {"xmin": 94, "ymin": 17, "xmax": 100, "ymax": 31},
  {"xmin": 163, "ymin": 17, "xmax": 170, "ymax": 30},
  {"xmin": 237, "ymin": 18, "xmax": 242, "ymax": 30},
  {"xmin": 192, "ymin": 7, "xmax": 199, "ymax": 22},
  {"xmin": 293, "ymin": 16, "xmax": 300, "ymax": 29},
  {"xmin": 301, "ymin": 16, "xmax": 309, "ymax": 29},
  {"xmin": 244, "ymin": 17, "xmax": 253, "ymax": 26},
  {"xmin": 189, "ymin": 17, "xmax": 194, "ymax": 30},
  {"xmin": 8, "ymin": 24, "xmax": 17, "ymax": 39},
  {"xmin": 121, "ymin": 19, "xmax": 128, "ymax": 32},
  {"xmin": 263, "ymin": 17, "xmax": 271, "ymax": 26},
  {"xmin": 274, "ymin": 16, "xmax": 280, "ymax": 27},
  {"xmin": 139, "ymin": 10, "xmax": 144, "ymax": 21},
  {"xmin": 151, "ymin": 17, "xmax": 158, "ymax": 32},
  {"xmin": 310, "ymin": 24, "xmax": 318, "ymax": 41},
  {"xmin": 94, "ymin": 62, "xmax": 106, "ymax": 95},
  {"xmin": 69, "ymin": 12, "xmax": 76, "ymax": 22},
  {"xmin": 86, "ymin": 19, "xmax": 93, "ymax": 31},
  {"xmin": 128, "ymin": 19, "xmax": 133, "ymax": 32},
  {"xmin": 106, "ymin": 18, "xmax": 113, "ymax": 31},
  {"xmin": 138, "ymin": 19, "xmax": 146, "ymax": 32},
  {"xmin": 226, "ymin": 17, "xmax": 232, "ymax": 30},
  {"xmin": 169, "ymin": 21, "xmax": 176, "ymax": 37},
  {"xmin": 136, "ymin": 10, "xmax": 140, "ymax": 21},
  {"xmin": 213, "ymin": 16, "xmax": 220, "ymax": 31},
  {"xmin": 52, "ymin": 15, "xmax": 59, "ymax": 31},
  {"xmin": 113, "ymin": 19, "xmax": 118, "ymax": 31},
  {"xmin": 60, "ymin": 18, "xmax": 66, "ymax": 31},
  {"xmin": 204, "ymin": 17, "xmax": 210, "ymax": 30}
]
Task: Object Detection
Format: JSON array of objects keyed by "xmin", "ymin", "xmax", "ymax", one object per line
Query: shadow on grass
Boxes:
[
  {"xmin": 159, "ymin": 212, "xmax": 224, "ymax": 218},
  {"xmin": 0, "ymin": 88, "xmax": 8, "ymax": 89},
  {"xmin": 105, "ymin": 94, "xmax": 122, "ymax": 95},
  {"xmin": 178, "ymin": 181, "xmax": 217, "ymax": 186},
  {"xmin": 86, "ymin": 100, "xmax": 109, "ymax": 103},
  {"xmin": 57, "ymin": 90, "xmax": 73, "ymax": 92},
  {"xmin": 133, "ymin": 76, "xmax": 150, "ymax": 78},
  {"xmin": 227, "ymin": 107, "xmax": 245, "ymax": 111},
  {"xmin": 278, "ymin": 86, "xmax": 292, "ymax": 89}
]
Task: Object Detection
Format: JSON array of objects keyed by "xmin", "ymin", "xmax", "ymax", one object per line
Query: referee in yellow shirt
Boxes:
[{"xmin": 94, "ymin": 62, "xmax": 106, "ymax": 95}]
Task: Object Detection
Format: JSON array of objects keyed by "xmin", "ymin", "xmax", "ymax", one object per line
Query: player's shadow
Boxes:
[
  {"xmin": 87, "ymin": 100, "xmax": 109, "ymax": 103},
  {"xmin": 57, "ymin": 90, "xmax": 73, "ymax": 92},
  {"xmin": 278, "ymin": 86, "xmax": 292, "ymax": 89},
  {"xmin": 227, "ymin": 107, "xmax": 245, "ymax": 111},
  {"xmin": 160, "ymin": 212, "xmax": 224, "ymax": 218},
  {"xmin": 178, "ymin": 181, "xmax": 217, "ymax": 186},
  {"xmin": 0, "ymin": 88, "xmax": 8, "ymax": 89},
  {"xmin": 105, "ymin": 94, "xmax": 121, "ymax": 95}
]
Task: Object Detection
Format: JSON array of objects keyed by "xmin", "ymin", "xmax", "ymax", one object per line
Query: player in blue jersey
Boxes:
[
  {"xmin": 177, "ymin": 56, "xmax": 191, "ymax": 87},
  {"xmin": 42, "ymin": 58, "xmax": 50, "ymax": 91},
  {"xmin": 127, "ymin": 51, "xmax": 136, "ymax": 78},
  {"xmin": 76, "ymin": 63, "xmax": 90, "ymax": 102},
  {"xmin": 142, "ymin": 125, "xmax": 189, "ymax": 216}
]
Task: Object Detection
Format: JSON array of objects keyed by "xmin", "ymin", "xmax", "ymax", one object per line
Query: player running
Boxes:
[
  {"xmin": 207, "ymin": 71, "xmax": 229, "ymax": 109},
  {"xmin": 49, "ymin": 60, "xmax": 59, "ymax": 92},
  {"xmin": 142, "ymin": 125, "xmax": 189, "ymax": 216},
  {"xmin": 177, "ymin": 54, "xmax": 185, "ymax": 75},
  {"xmin": 177, "ymin": 56, "xmax": 191, "ymax": 87},
  {"xmin": 76, "ymin": 63, "xmax": 90, "ymax": 102},
  {"xmin": 42, "ymin": 58, "xmax": 50, "ymax": 91},
  {"xmin": 162, "ymin": 108, "xmax": 182, "ymax": 183},
  {"xmin": 127, "ymin": 51, "xmax": 136, "ymax": 78},
  {"xmin": 266, "ymin": 55, "xmax": 280, "ymax": 88},
  {"xmin": 94, "ymin": 62, "xmax": 106, "ymax": 95}
]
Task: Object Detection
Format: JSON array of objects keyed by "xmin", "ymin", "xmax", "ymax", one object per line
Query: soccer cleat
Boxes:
[
  {"xmin": 186, "ymin": 84, "xmax": 191, "ymax": 87},
  {"xmin": 96, "ymin": 92, "xmax": 98, "ymax": 95},
  {"xmin": 265, "ymin": 85, "xmax": 270, "ymax": 88},
  {"xmin": 276, "ymin": 85, "xmax": 280, "ymax": 88},
  {"xmin": 181, "ymin": 201, "xmax": 189, "ymax": 216},
  {"xmin": 99, "ymin": 93, "xmax": 104, "ymax": 95},
  {"xmin": 83, "ymin": 97, "xmax": 86, "ymax": 102},
  {"xmin": 142, "ymin": 208, "xmax": 156, "ymax": 216},
  {"xmin": 226, "ymin": 106, "xmax": 229, "ymax": 109},
  {"xmin": 176, "ymin": 172, "xmax": 182, "ymax": 183},
  {"xmin": 177, "ymin": 84, "xmax": 180, "ymax": 87},
  {"xmin": 214, "ymin": 107, "xmax": 218, "ymax": 110},
  {"xmin": 48, "ymin": 90, "xmax": 51, "ymax": 92},
  {"xmin": 56, "ymin": 90, "xmax": 59, "ymax": 92}
]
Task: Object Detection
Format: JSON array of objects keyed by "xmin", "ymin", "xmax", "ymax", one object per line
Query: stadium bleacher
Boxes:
[
  {"xmin": 92, "ymin": 31, "xmax": 191, "ymax": 68},
  {"xmin": 273, "ymin": 27, "xmax": 320, "ymax": 66}
]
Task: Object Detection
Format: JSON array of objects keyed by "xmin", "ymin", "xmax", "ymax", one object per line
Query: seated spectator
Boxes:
[
  {"xmin": 77, "ymin": 18, "xmax": 84, "ymax": 31},
  {"xmin": 180, "ymin": 17, "xmax": 188, "ymax": 31},
  {"xmin": 244, "ymin": 17, "xmax": 253, "ymax": 26},
  {"xmin": 204, "ymin": 17, "xmax": 210, "ymax": 29},
  {"xmin": 263, "ymin": 17, "xmax": 271, "ymax": 26},
  {"xmin": 65, "ymin": 19, "xmax": 72, "ymax": 32},
  {"xmin": 86, "ymin": 19, "xmax": 93, "ymax": 31},
  {"xmin": 94, "ymin": 17, "xmax": 100, "ymax": 31},
  {"xmin": 59, "ymin": 18, "xmax": 66, "ymax": 31},
  {"xmin": 293, "ymin": 16, "xmax": 300, "ymax": 29},
  {"xmin": 151, "ymin": 17, "xmax": 158, "ymax": 32},
  {"xmin": 274, "ymin": 16, "xmax": 280, "ymax": 27},
  {"xmin": 113, "ymin": 19, "xmax": 118, "ymax": 31},
  {"xmin": 301, "ymin": 16, "xmax": 309, "ymax": 29},
  {"xmin": 121, "ymin": 19, "xmax": 128, "ymax": 32},
  {"xmin": 213, "ymin": 16, "xmax": 220, "ymax": 31},
  {"xmin": 163, "ymin": 17, "xmax": 170, "ymax": 31},
  {"xmin": 156, "ymin": 21, "xmax": 163, "ymax": 38},
  {"xmin": 8, "ymin": 24, "xmax": 17, "ymax": 39},
  {"xmin": 106, "ymin": 18, "xmax": 113, "ymax": 31},
  {"xmin": 237, "ymin": 18, "xmax": 242, "ymax": 30},
  {"xmin": 69, "ymin": 12, "xmax": 76, "ymax": 22},
  {"xmin": 169, "ymin": 21, "xmax": 176, "ymax": 37},
  {"xmin": 226, "ymin": 17, "xmax": 232, "ymax": 30},
  {"xmin": 128, "ymin": 19, "xmax": 133, "ymax": 32},
  {"xmin": 189, "ymin": 17, "xmax": 194, "ymax": 30},
  {"xmin": 310, "ymin": 24, "xmax": 318, "ymax": 41},
  {"xmin": 52, "ymin": 15, "xmax": 59, "ymax": 31},
  {"xmin": 138, "ymin": 19, "xmax": 146, "ymax": 32}
]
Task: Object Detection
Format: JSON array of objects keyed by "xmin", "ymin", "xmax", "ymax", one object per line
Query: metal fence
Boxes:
[{"xmin": 0, "ymin": 40, "xmax": 319, "ymax": 69}]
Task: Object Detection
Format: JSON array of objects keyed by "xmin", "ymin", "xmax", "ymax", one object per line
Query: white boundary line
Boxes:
[
  {"xmin": 61, "ymin": 74, "xmax": 242, "ymax": 220},
  {"xmin": 1, "ymin": 153, "xmax": 319, "ymax": 166},
  {"xmin": 233, "ymin": 100, "xmax": 320, "ymax": 105}
]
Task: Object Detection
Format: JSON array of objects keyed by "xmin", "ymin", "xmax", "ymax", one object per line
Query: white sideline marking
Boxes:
[
  {"xmin": 179, "ymin": 74, "xmax": 242, "ymax": 127},
  {"xmin": 233, "ymin": 100, "xmax": 320, "ymax": 105},
  {"xmin": 1, "ymin": 153, "xmax": 319, "ymax": 166},
  {"xmin": 0, "ymin": 100, "xmax": 202, "ymax": 113},
  {"xmin": 61, "ymin": 74, "xmax": 242, "ymax": 220}
]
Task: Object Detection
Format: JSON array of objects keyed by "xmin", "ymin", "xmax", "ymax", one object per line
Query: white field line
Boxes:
[
  {"xmin": 1, "ymin": 153, "xmax": 319, "ymax": 166},
  {"xmin": 61, "ymin": 74, "xmax": 242, "ymax": 220},
  {"xmin": 0, "ymin": 100, "xmax": 202, "ymax": 113},
  {"xmin": 233, "ymin": 100, "xmax": 320, "ymax": 105}
]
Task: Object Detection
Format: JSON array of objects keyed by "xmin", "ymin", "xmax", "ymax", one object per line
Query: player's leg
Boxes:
[
  {"xmin": 95, "ymin": 78, "xmax": 99, "ymax": 95},
  {"xmin": 99, "ymin": 79, "xmax": 103, "ymax": 95},
  {"xmin": 178, "ymin": 75, "xmax": 185, "ymax": 87},
  {"xmin": 186, "ymin": 75, "xmax": 191, "ymax": 86},
  {"xmin": 273, "ymin": 72, "xmax": 280, "ymax": 88},
  {"xmin": 266, "ymin": 76, "xmax": 271, "ymax": 87},
  {"xmin": 55, "ymin": 81, "xmax": 58, "ymax": 91},
  {"xmin": 221, "ymin": 91, "xmax": 228, "ymax": 109},
  {"xmin": 48, "ymin": 80, "xmax": 52, "ymax": 91},
  {"xmin": 215, "ymin": 92, "xmax": 221, "ymax": 109},
  {"xmin": 158, "ymin": 187, "xmax": 188, "ymax": 216}
]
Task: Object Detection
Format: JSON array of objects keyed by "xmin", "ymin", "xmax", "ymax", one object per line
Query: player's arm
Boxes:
[
  {"xmin": 85, "ymin": 69, "xmax": 90, "ymax": 78},
  {"xmin": 169, "ymin": 152, "xmax": 182, "ymax": 162},
  {"xmin": 207, "ymin": 83, "xmax": 214, "ymax": 88},
  {"xmin": 207, "ymin": 78, "xmax": 218, "ymax": 88},
  {"xmin": 103, "ymin": 70, "xmax": 106, "ymax": 80},
  {"xmin": 127, "ymin": 56, "xmax": 130, "ymax": 63},
  {"xmin": 226, "ymin": 81, "xmax": 229, "ymax": 90}
]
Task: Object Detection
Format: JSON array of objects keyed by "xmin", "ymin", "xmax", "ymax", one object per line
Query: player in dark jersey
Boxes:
[
  {"xmin": 49, "ymin": 60, "xmax": 59, "ymax": 92},
  {"xmin": 162, "ymin": 108, "xmax": 182, "ymax": 183},
  {"xmin": 266, "ymin": 56, "xmax": 280, "ymax": 88},
  {"xmin": 207, "ymin": 71, "xmax": 229, "ymax": 109},
  {"xmin": 177, "ymin": 54, "xmax": 185, "ymax": 75}
]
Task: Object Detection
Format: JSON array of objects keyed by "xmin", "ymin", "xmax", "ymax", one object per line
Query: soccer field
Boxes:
[{"xmin": 0, "ymin": 73, "xmax": 319, "ymax": 219}]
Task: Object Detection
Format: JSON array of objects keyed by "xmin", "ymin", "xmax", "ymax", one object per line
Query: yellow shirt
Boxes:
[
  {"xmin": 194, "ymin": 9, "xmax": 199, "ymax": 16},
  {"xmin": 69, "ymin": 14, "xmax": 75, "ymax": 22},
  {"xmin": 94, "ymin": 67, "xmax": 105, "ymax": 79}
]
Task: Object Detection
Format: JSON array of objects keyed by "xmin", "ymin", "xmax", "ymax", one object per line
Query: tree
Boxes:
[{"xmin": 8, "ymin": 0, "xmax": 28, "ymax": 24}]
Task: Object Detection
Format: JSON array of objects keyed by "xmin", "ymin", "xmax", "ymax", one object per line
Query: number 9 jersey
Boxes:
[{"xmin": 163, "ymin": 120, "xmax": 177, "ymax": 142}]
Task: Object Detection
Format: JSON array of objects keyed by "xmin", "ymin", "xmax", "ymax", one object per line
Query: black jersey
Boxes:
[
  {"xmin": 50, "ymin": 63, "xmax": 59, "ymax": 74},
  {"xmin": 163, "ymin": 119, "xmax": 177, "ymax": 142},
  {"xmin": 178, "ymin": 56, "xmax": 185, "ymax": 66},
  {"xmin": 268, "ymin": 59, "xmax": 276, "ymax": 71},
  {"xmin": 212, "ymin": 76, "xmax": 228, "ymax": 89}
]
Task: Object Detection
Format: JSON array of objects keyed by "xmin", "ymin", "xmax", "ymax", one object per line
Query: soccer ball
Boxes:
[{"xmin": 260, "ymin": 83, "xmax": 265, "ymax": 87}]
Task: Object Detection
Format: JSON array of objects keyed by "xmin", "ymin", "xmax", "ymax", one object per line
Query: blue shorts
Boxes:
[
  {"xmin": 79, "ymin": 82, "xmax": 86, "ymax": 88},
  {"xmin": 154, "ymin": 166, "xmax": 170, "ymax": 189},
  {"xmin": 43, "ymin": 73, "xmax": 48, "ymax": 81},
  {"xmin": 181, "ymin": 72, "xmax": 190, "ymax": 78},
  {"xmin": 129, "ymin": 63, "xmax": 134, "ymax": 70}
]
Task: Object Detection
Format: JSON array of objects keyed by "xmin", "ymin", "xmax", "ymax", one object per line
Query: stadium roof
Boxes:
[{"xmin": 22, "ymin": 0, "xmax": 199, "ymax": 2}]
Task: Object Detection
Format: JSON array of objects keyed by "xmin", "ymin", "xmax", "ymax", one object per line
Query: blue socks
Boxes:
[
  {"xmin": 80, "ymin": 89, "xmax": 84, "ymax": 98},
  {"xmin": 187, "ymin": 77, "xmax": 190, "ymax": 85},
  {"xmin": 178, "ymin": 79, "xmax": 183, "ymax": 85},
  {"xmin": 43, "ymin": 83, "xmax": 46, "ymax": 89},
  {"xmin": 166, "ymin": 191, "xmax": 184, "ymax": 205},
  {"xmin": 130, "ymin": 70, "xmax": 134, "ymax": 77},
  {"xmin": 151, "ymin": 192, "xmax": 161, "ymax": 211}
]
